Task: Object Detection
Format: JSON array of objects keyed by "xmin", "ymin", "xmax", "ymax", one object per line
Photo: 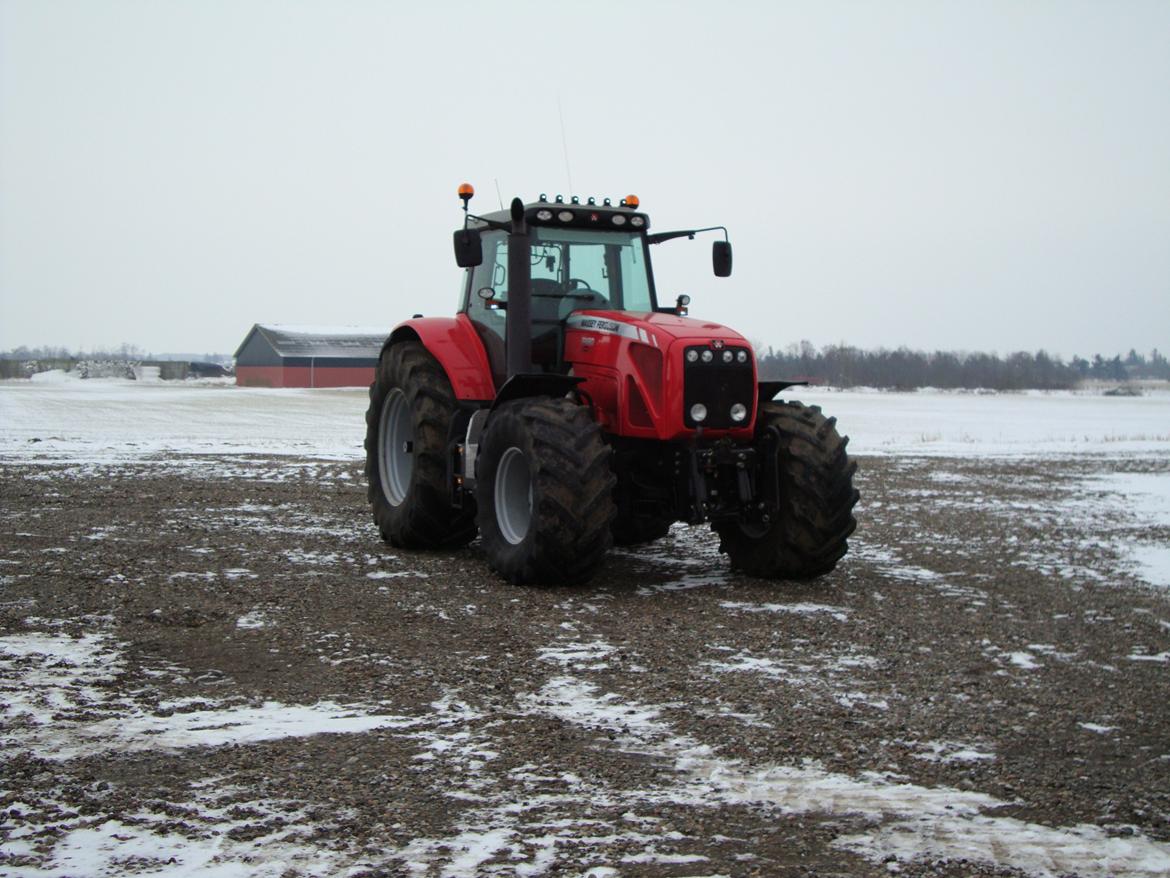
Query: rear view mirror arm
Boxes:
[
  {"xmin": 646, "ymin": 226, "xmax": 729, "ymax": 245},
  {"xmin": 465, "ymin": 214, "xmax": 511, "ymax": 232}
]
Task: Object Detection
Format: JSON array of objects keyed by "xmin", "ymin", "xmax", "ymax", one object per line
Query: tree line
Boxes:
[
  {"xmin": 757, "ymin": 343, "xmax": 1170, "ymax": 390},
  {"xmin": 0, "ymin": 344, "xmax": 230, "ymax": 363},
  {"xmin": 4, "ymin": 340, "xmax": 1167, "ymax": 391},
  {"xmin": 1, "ymin": 343, "xmax": 151, "ymax": 361}
]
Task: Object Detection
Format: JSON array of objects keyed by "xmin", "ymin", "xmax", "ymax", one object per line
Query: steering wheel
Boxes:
[{"xmin": 557, "ymin": 280, "xmax": 606, "ymax": 319}]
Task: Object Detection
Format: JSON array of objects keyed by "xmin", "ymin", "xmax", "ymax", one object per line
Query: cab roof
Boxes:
[{"xmin": 470, "ymin": 196, "xmax": 651, "ymax": 234}]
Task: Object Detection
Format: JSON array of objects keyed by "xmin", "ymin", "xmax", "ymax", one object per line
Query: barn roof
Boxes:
[{"xmin": 234, "ymin": 324, "xmax": 392, "ymax": 360}]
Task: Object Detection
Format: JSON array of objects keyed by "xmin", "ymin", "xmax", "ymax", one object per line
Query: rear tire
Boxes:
[
  {"xmin": 476, "ymin": 398, "xmax": 616, "ymax": 585},
  {"xmin": 714, "ymin": 400, "xmax": 859, "ymax": 579},
  {"xmin": 365, "ymin": 341, "xmax": 476, "ymax": 549}
]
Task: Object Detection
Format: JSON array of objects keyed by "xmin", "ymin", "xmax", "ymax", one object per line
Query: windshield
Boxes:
[
  {"xmin": 464, "ymin": 228, "xmax": 655, "ymax": 312},
  {"xmin": 529, "ymin": 227, "xmax": 655, "ymax": 312}
]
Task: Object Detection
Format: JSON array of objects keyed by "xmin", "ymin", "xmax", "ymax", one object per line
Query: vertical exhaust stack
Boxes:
[{"xmin": 505, "ymin": 197, "xmax": 532, "ymax": 377}]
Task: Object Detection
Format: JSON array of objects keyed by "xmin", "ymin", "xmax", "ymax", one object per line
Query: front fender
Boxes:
[{"xmin": 383, "ymin": 315, "xmax": 495, "ymax": 401}]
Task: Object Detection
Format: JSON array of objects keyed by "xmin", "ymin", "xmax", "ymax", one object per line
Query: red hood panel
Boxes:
[{"xmin": 567, "ymin": 310, "xmax": 748, "ymax": 345}]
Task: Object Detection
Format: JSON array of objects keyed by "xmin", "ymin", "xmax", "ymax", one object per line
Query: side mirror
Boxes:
[
  {"xmin": 453, "ymin": 229, "xmax": 483, "ymax": 268},
  {"xmin": 712, "ymin": 240, "xmax": 733, "ymax": 277}
]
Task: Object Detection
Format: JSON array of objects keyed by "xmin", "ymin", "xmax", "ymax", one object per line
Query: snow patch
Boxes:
[
  {"xmin": 0, "ymin": 785, "xmax": 349, "ymax": 878},
  {"xmin": 1079, "ymin": 722, "xmax": 1118, "ymax": 734},
  {"xmin": 235, "ymin": 610, "xmax": 269, "ymax": 629},
  {"xmin": 720, "ymin": 600, "xmax": 849, "ymax": 621},
  {"xmin": 367, "ymin": 569, "xmax": 428, "ymax": 580},
  {"xmin": 1008, "ymin": 651, "xmax": 1041, "ymax": 670},
  {"xmin": 1056, "ymin": 471, "xmax": 1170, "ymax": 589},
  {"xmin": 0, "ymin": 630, "xmax": 465, "ymax": 762},
  {"xmin": 537, "ymin": 640, "xmax": 616, "ymax": 669},
  {"xmin": 910, "ymin": 739, "xmax": 996, "ymax": 763}
]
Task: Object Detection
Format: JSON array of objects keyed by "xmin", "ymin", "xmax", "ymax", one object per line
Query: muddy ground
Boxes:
[{"xmin": 2, "ymin": 453, "xmax": 1169, "ymax": 877}]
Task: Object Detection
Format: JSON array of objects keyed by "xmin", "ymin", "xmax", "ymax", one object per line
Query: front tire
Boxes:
[
  {"xmin": 476, "ymin": 398, "xmax": 616, "ymax": 585},
  {"xmin": 714, "ymin": 400, "xmax": 859, "ymax": 579},
  {"xmin": 364, "ymin": 341, "xmax": 476, "ymax": 549}
]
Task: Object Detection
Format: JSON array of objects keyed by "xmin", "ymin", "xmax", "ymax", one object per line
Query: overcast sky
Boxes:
[{"xmin": 1, "ymin": 0, "xmax": 1167, "ymax": 359}]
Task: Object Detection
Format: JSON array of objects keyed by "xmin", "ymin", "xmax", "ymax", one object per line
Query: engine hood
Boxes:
[{"xmin": 565, "ymin": 311, "xmax": 749, "ymax": 347}]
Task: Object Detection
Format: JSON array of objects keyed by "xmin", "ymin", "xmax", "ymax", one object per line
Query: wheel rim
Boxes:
[
  {"xmin": 378, "ymin": 389, "xmax": 413, "ymax": 506},
  {"xmin": 494, "ymin": 446, "xmax": 532, "ymax": 545}
]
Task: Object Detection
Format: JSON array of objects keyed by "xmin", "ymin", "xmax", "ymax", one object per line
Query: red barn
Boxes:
[{"xmin": 234, "ymin": 324, "xmax": 390, "ymax": 388}]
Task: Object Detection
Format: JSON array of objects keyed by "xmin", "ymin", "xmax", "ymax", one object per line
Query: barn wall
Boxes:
[
  {"xmin": 236, "ymin": 366, "xmax": 286, "ymax": 387},
  {"xmin": 281, "ymin": 366, "xmax": 375, "ymax": 388},
  {"xmin": 235, "ymin": 365, "xmax": 375, "ymax": 388}
]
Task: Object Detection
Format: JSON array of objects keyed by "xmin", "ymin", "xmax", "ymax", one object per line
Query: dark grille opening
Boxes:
[{"xmin": 683, "ymin": 345, "xmax": 754, "ymax": 428}]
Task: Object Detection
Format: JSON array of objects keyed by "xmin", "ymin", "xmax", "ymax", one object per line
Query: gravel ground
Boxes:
[{"xmin": 2, "ymin": 452, "xmax": 1169, "ymax": 877}]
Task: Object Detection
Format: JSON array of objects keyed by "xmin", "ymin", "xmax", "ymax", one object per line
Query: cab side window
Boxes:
[
  {"xmin": 463, "ymin": 231, "xmax": 508, "ymax": 385},
  {"xmin": 465, "ymin": 232, "xmax": 508, "ymax": 340}
]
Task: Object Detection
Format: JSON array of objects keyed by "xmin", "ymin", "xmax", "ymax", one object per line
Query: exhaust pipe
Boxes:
[{"xmin": 505, "ymin": 197, "xmax": 532, "ymax": 378}]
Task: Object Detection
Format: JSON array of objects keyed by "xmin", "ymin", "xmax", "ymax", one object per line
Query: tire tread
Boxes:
[
  {"xmin": 477, "ymin": 398, "xmax": 616, "ymax": 585},
  {"xmin": 714, "ymin": 400, "xmax": 859, "ymax": 579},
  {"xmin": 364, "ymin": 341, "xmax": 476, "ymax": 549}
]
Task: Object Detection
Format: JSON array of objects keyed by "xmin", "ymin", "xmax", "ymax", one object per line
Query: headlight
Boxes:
[
  {"xmin": 722, "ymin": 350, "xmax": 733, "ymax": 363},
  {"xmin": 611, "ymin": 214, "xmax": 627, "ymax": 226},
  {"xmin": 701, "ymin": 350, "xmax": 713, "ymax": 363},
  {"xmin": 737, "ymin": 350, "xmax": 748, "ymax": 363},
  {"xmin": 686, "ymin": 349, "xmax": 699, "ymax": 363},
  {"xmin": 690, "ymin": 403, "xmax": 708, "ymax": 422},
  {"xmin": 730, "ymin": 403, "xmax": 747, "ymax": 422},
  {"xmin": 557, "ymin": 210, "xmax": 574, "ymax": 222},
  {"xmin": 630, "ymin": 216, "xmax": 645, "ymax": 227},
  {"xmin": 536, "ymin": 209, "xmax": 553, "ymax": 221}
]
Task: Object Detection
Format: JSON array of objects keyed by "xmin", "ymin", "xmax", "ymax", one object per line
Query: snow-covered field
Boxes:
[
  {"xmin": 1, "ymin": 375, "xmax": 363, "ymax": 463},
  {"xmin": 802, "ymin": 385, "xmax": 1170, "ymax": 457},
  {"xmin": 2, "ymin": 374, "xmax": 1168, "ymax": 462}
]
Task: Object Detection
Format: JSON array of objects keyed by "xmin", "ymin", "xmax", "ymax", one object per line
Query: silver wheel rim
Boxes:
[
  {"xmin": 494, "ymin": 446, "xmax": 532, "ymax": 545},
  {"xmin": 378, "ymin": 389, "xmax": 413, "ymax": 506}
]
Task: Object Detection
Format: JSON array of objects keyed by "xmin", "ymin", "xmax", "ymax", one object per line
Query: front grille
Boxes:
[{"xmin": 682, "ymin": 344, "xmax": 754, "ymax": 428}]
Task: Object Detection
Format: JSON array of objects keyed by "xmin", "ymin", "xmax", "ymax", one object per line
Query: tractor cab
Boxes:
[
  {"xmin": 458, "ymin": 195, "xmax": 659, "ymax": 384},
  {"xmin": 454, "ymin": 191, "xmax": 733, "ymax": 387}
]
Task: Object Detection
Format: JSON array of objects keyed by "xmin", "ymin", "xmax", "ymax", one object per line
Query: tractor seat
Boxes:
[{"xmin": 531, "ymin": 278, "xmax": 561, "ymax": 298}]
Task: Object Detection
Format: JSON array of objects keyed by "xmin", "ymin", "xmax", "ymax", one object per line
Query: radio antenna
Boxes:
[
  {"xmin": 494, "ymin": 178, "xmax": 504, "ymax": 210},
  {"xmin": 557, "ymin": 95, "xmax": 574, "ymax": 195}
]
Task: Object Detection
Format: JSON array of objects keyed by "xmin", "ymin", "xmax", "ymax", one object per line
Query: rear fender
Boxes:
[
  {"xmin": 491, "ymin": 374, "xmax": 584, "ymax": 410},
  {"xmin": 383, "ymin": 315, "xmax": 495, "ymax": 401}
]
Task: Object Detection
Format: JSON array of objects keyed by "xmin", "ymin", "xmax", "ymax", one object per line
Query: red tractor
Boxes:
[{"xmin": 365, "ymin": 186, "xmax": 858, "ymax": 585}]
